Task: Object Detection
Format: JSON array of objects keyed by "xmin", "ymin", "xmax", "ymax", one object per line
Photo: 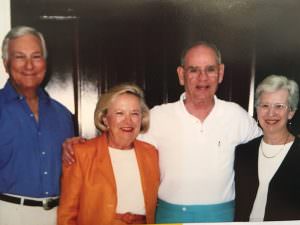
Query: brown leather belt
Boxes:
[
  {"xmin": 115, "ymin": 212, "xmax": 146, "ymax": 224},
  {"xmin": 0, "ymin": 194, "xmax": 59, "ymax": 210}
]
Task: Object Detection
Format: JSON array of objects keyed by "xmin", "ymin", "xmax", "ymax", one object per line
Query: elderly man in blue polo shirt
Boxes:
[{"xmin": 0, "ymin": 26, "xmax": 74, "ymax": 225}]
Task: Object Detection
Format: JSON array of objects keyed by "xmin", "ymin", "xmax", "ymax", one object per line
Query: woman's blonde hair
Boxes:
[{"xmin": 94, "ymin": 83, "xmax": 150, "ymax": 133}]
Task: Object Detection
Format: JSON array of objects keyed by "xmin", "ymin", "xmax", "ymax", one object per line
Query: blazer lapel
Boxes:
[
  {"xmin": 134, "ymin": 141, "xmax": 151, "ymax": 208},
  {"xmin": 271, "ymin": 136, "xmax": 300, "ymax": 181},
  {"xmin": 95, "ymin": 134, "xmax": 117, "ymax": 192}
]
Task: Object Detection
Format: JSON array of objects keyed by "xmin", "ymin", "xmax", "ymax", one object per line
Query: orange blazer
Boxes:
[{"xmin": 57, "ymin": 133, "xmax": 160, "ymax": 225}]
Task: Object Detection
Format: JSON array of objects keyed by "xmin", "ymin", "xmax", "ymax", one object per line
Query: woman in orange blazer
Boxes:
[{"xmin": 57, "ymin": 83, "xmax": 160, "ymax": 225}]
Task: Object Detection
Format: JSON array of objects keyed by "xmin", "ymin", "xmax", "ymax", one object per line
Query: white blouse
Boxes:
[
  {"xmin": 109, "ymin": 147, "xmax": 145, "ymax": 215},
  {"xmin": 249, "ymin": 140, "xmax": 293, "ymax": 221}
]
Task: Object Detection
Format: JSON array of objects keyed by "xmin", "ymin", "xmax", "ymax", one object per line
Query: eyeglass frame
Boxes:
[
  {"xmin": 182, "ymin": 64, "xmax": 220, "ymax": 78},
  {"xmin": 256, "ymin": 103, "xmax": 291, "ymax": 112}
]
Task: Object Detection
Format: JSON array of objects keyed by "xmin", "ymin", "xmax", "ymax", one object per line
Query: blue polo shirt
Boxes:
[{"xmin": 0, "ymin": 80, "xmax": 75, "ymax": 197}]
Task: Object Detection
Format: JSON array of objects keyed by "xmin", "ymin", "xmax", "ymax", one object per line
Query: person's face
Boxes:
[
  {"xmin": 103, "ymin": 93, "xmax": 142, "ymax": 149},
  {"xmin": 256, "ymin": 89, "xmax": 295, "ymax": 135},
  {"xmin": 177, "ymin": 45, "xmax": 224, "ymax": 104},
  {"xmin": 3, "ymin": 34, "xmax": 46, "ymax": 93}
]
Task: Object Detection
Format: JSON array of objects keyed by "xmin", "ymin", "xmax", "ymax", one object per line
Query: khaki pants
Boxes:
[{"xmin": 0, "ymin": 200, "xmax": 57, "ymax": 225}]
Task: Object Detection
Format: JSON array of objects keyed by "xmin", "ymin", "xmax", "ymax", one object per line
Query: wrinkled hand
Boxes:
[{"xmin": 62, "ymin": 136, "xmax": 86, "ymax": 165}]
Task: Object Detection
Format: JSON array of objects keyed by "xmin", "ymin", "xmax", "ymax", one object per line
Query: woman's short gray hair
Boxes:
[
  {"xmin": 2, "ymin": 26, "xmax": 47, "ymax": 60},
  {"xmin": 255, "ymin": 75, "xmax": 299, "ymax": 111},
  {"xmin": 94, "ymin": 83, "xmax": 150, "ymax": 133}
]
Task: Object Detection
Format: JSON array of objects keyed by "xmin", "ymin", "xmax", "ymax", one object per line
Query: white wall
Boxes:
[{"xmin": 0, "ymin": 0, "xmax": 11, "ymax": 88}]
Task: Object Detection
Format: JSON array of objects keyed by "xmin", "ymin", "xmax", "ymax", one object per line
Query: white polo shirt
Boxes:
[{"xmin": 140, "ymin": 93, "xmax": 262, "ymax": 205}]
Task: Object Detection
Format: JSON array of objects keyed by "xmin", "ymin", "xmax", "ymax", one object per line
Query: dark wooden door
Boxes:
[{"xmin": 14, "ymin": 0, "xmax": 293, "ymax": 137}]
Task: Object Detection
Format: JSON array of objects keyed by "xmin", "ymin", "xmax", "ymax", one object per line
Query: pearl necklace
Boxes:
[{"xmin": 260, "ymin": 134, "xmax": 290, "ymax": 159}]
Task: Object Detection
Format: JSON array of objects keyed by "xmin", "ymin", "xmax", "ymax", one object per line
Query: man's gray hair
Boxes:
[
  {"xmin": 2, "ymin": 26, "xmax": 47, "ymax": 60},
  {"xmin": 180, "ymin": 41, "xmax": 222, "ymax": 66}
]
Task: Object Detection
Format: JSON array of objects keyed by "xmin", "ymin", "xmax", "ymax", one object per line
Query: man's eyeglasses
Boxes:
[
  {"xmin": 256, "ymin": 103, "xmax": 290, "ymax": 112},
  {"xmin": 183, "ymin": 65, "xmax": 219, "ymax": 77}
]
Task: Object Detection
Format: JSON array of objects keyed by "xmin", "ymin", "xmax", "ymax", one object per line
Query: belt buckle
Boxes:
[
  {"xmin": 121, "ymin": 212, "xmax": 135, "ymax": 224},
  {"xmin": 42, "ymin": 198, "xmax": 55, "ymax": 210}
]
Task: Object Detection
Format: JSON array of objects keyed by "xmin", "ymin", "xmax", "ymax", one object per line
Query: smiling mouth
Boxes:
[
  {"xmin": 22, "ymin": 72, "xmax": 37, "ymax": 76},
  {"xmin": 196, "ymin": 84, "xmax": 209, "ymax": 90},
  {"xmin": 265, "ymin": 119, "xmax": 279, "ymax": 125},
  {"xmin": 121, "ymin": 127, "xmax": 134, "ymax": 132}
]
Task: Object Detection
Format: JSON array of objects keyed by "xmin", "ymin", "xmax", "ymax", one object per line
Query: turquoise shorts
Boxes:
[{"xmin": 155, "ymin": 198, "xmax": 235, "ymax": 223}]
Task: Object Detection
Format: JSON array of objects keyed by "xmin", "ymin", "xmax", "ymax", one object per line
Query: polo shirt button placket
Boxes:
[{"xmin": 199, "ymin": 124, "xmax": 204, "ymax": 133}]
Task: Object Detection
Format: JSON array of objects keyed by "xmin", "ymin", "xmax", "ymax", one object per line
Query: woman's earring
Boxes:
[{"xmin": 288, "ymin": 120, "xmax": 292, "ymax": 129}]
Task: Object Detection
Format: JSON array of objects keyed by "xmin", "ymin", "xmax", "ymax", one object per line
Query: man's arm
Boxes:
[{"xmin": 62, "ymin": 137, "xmax": 86, "ymax": 165}]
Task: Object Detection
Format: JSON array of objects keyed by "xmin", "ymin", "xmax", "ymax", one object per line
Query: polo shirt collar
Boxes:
[
  {"xmin": 179, "ymin": 92, "xmax": 220, "ymax": 116},
  {"xmin": 179, "ymin": 92, "xmax": 219, "ymax": 103},
  {"xmin": 3, "ymin": 79, "xmax": 50, "ymax": 102}
]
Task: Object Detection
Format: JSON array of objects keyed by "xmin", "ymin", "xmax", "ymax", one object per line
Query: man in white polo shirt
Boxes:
[{"xmin": 139, "ymin": 41, "xmax": 262, "ymax": 223}]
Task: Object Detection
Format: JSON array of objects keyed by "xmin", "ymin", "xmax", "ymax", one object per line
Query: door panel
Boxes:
[{"xmin": 11, "ymin": 0, "xmax": 260, "ymax": 137}]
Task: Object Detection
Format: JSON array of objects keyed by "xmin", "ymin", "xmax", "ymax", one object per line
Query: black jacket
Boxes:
[{"xmin": 234, "ymin": 136, "xmax": 300, "ymax": 221}]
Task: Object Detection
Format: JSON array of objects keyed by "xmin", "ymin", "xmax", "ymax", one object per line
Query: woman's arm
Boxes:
[{"xmin": 57, "ymin": 145, "xmax": 83, "ymax": 225}]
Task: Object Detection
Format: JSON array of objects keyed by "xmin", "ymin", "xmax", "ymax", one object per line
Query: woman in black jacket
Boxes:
[{"xmin": 234, "ymin": 75, "xmax": 300, "ymax": 221}]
